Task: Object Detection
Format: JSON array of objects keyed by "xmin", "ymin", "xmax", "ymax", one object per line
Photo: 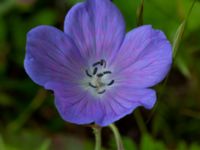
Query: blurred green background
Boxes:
[{"xmin": 0, "ymin": 0, "xmax": 200, "ymax": 149}]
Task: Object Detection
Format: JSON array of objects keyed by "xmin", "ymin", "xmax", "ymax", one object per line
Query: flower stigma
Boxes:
[{"xmin": 85, "ymin": 59, "xmax": 115, "ymax": 95}]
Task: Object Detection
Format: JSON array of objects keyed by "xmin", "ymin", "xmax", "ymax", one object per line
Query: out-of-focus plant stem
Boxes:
[
  {"xmin": 7, "ymin": 88, "xmax": 47, "ymax": 132},
  {"xmin": 173, "ymin": 0, "xmax": 197, "ymax": 59},
  {"xmin": 136, "ymin": 0, "xmax": 144, "ymax": 26},
  {"xmin": 109, "ymin": 124, "xmax": 124, "ymax": 150},
  {"xmin": 135, "ymin": 0, "xmax": 148, "ymax": 135},
  {"xmin": 186, "ymin": 0, "xmax": 197, "ymax": 20},
  {"xmin": 147, "ymin": 0, "xmax": 197, "ymax": 124},
  {"xmin": 92, "ymin": 125, "xmax": 102, "ymax": 150},
  {"xmin": 134, "ymin": 109, "xmax": 148, "ymax": 134}
]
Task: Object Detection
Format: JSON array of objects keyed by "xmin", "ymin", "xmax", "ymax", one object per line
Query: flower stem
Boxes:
[
  {"xmin": 109, "ymin": 124, "xmax": 124, "ymax": 150},
  {"xmin": 134, "ymin": 109, "xmax": 147, "ymax": 134},
  {"xmin": 92, "ymin": 125, "xmax": 102, "ymax": 150}
]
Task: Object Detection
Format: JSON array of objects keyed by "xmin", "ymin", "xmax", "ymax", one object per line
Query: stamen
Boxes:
[
  {"xmin": 93, "ymin": 67, "xmax": 98, "ymax": 75},
  {"xmin": 85, "ymin": 70, "xmax": 92, "ymax": 77},
  {"xmin": 97, "ymin": 73, "xmax": 104, "ymax": 77},
  {"xmin": 92, "ymin": 59, "xmax": 106, "ymax": 68},
  {"xmin": 98, "ymin": 90, "xmax": 106, "ymax": 94},
  {"xmin": 100, "ymin": 59, "xmax": 106, "ymax": 68},
  {"xmin": 87, "ymin": 59, "xmax": 114, "ymax": 95},
  {"xmin": 103, "ymin": 71, "xmax": 112, "ymax": 75},
  {"xmin": 107, "ymin": 80, "xmax": 115, "ymax": 86},
  {"xmin": 93, "ymin": 61, "xmax": 101, "ymax": 67},
  {"xmin": 89, "ymin": 82, "xmax": 97, "ymax": 88}
]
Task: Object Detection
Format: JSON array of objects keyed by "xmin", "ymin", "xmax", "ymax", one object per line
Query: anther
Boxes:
[
  {"xmin": 93, "ymin": 61, "xmax": 101, "ymax": 67},
  {"xmin": 98, "ymin": 90, "xmax": 106, "ymax": 94},
  {"xmin": 85, "ymin": 70, "xmax": 92, "ymax": 77},
  {"xmin": 103, "ymin": 71, "xmax": 112, "ymax": 75},
  {"xmin": 92, "ymin": 59, "xmax": 106, "ymax": 68},
  {"xmin": 93, "ymin": 67, "xmax": 98, "ymax": 75},
  {"xmin": 107, "ymin": 80, "xmax": 115, "ymax": 86},
  {"xmin": 97, "ymin": 73, "xmax": 104, "ymax": 77},
  {"xmin": 89, "ymin": 82, "xmax": 97, "ymax": 88},
  {"xmin": 100, "ymin": 59, "xmax": 106, "ymax": 68}
]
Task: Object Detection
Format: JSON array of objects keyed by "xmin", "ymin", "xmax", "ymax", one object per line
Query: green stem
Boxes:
[
  {"xmin": 109, "ymin": 124, "xmax": 124, "ymax": 150},
  {"xmin": 134, "ymin": 109, "xmax": 147, "ymax": 134},
  {"xmin": 147, "ymin": 0, "xmax": 198, "ymax": 123},
  {"xmin": 147, "ymin": 0, "xmax": 197, "ymax": 125},
  {"xmin": 186, "ymin": 0, "xmax": 197, "ymax": 21},
  {"xmin": 136, "ymin": 0, "xmax": 144, "ymax": 26},
  {"xmin": 92, "ymin": 125, "xmax": 102, "ymax": 150}
]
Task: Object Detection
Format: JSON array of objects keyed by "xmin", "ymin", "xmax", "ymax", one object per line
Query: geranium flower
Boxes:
[{"xmin": 24, "ymin": 0, "xmax": 172, "ymax": 126}]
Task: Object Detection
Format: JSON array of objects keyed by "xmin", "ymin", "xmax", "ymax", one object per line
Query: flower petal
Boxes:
[
  {"xmin": 95, "ymin": 87, "xmax": 156, "ymax": 126},
  {"xmin": 24, "ymin": 25, "xmax": 85, "ymax": 87},
  {"xmin": 46, "ymin": 81, "xmax": 156, "ymax": 126},
  {"xmin": 64, "ymin": 0, "xmax": 125, "ymax": 63},
  {"xmin": 46, "ymin": 82, "xmax": 103, "ymax": 125},
  {"xmin": 112, "ymin": 25, "xmax": 172, "ymax": 88}
]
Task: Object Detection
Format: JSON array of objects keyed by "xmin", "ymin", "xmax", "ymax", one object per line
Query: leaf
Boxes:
[
  {"xmin": 140, "ymin": 134, "xmax": 155, "ymax": 150},
  {"xmin": 189, "ymin": 143, "xmax": 200, "ymax": 150},
  {"xmin": 84, "ymin": 141, "xmax": 94, "ymax": 150},
  {"xmin": 140, "ymin": 134, "xmax": 166, "ymax": 150},
  {"xmin": 66, "ymin": 0, "xmax": 83, "ymax": 5},
  {"xmin": 173, "ymin": 0, "xmax": 198, "ymax": 58},
  {"xmin": 0, "ymin": 135, "xmax": 6, "ymax": 150},
  {"xmin": 0, "ymin": 18, "xmax": 7, "ymax": 43},
  {"xmin": 38, "ymin": 139, "xmax": 51, "ymax": 150},
  {"xmin": 4, "ymin": 130, "xmax": 50, "ymax": 150},
  {"xmin": 0, "ymin": 93, "xmax": 14, "ymax": 106},
  {"xmin": 7, "ymin": 89, "xmax": 47, "ymax": 132},
  {"xmin": 154, "ymin": 141, "xmax": 166, "ymax": 150},
  {"xmin": 143, "ymin": 0, "xmax": 177, "ymax": 37},
  {"xmin": 175, "ymin": 55, "xmax": 191, "ymax": 78},
  {"xmin": 114, "ymin": 0, "xmax": 139, "ymax": 31},
  {"xmin": 10, "ymin": 16, "xmax": 28, "ymax": 66},
  {"xmin": 0, "ymin": 0, "xmax": 15, "ymax": 16},
  {"xmin": 122, "ymin": 137, "xmax": 137, "ymax": 150},
  {"xmin": 172, "ymin": 21, "xmax": 186, "ymax": 58},
  {"xmin": 177, "ymin": 141, "xmax": 188, "ymax": 150},
  {"xmin": 31, "ymin": 9, "xmax": 57, "ymax": 25}
]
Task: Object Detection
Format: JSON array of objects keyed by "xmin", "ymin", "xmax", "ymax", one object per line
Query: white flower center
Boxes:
[{"xmin": 85, "ymin": 59, "xmax": 115, "ymax": 95}]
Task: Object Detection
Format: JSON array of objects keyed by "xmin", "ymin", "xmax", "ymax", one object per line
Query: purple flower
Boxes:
[{"xmin": 24, "ymin": 0, "xmax": 172, "ymax": 126}]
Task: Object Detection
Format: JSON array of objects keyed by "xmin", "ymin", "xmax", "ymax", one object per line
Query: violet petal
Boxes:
[
  {"xmin": 64, "ymin": 0, "xmax": 125, "ymax": 63},
  {"xmin": 95, "ymin": 87, "xmax": 156, "ymax": 126},
  {"xmin": 112, "ymin": 25, "xmax": 172, "ymax": 88},
  {"xmin": 46, "ymin": 82, "xmax": 103, "ymax": 125},
  {"xmin": 24, "ymin": 25, "xmax": 85, "ymax": 86}
]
